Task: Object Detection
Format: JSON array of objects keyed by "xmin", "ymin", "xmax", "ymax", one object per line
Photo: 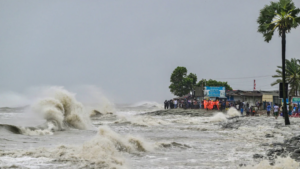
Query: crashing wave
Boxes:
[
  {"xmin": 209, "ymin": 108, "xmax": 241, "ymax": 123},
  {"xmin": 227, "ymin": 107, "xmax": 241, "ymax": 118},
  {"xmin": 0, "ymin": 126, "xmax": 153, "ymax": 169},
  {"xmin": 31, "ymin": 87, "xmax": 94, "ymax": 131},
  {"xmin": 209, "ymin": 113, "xmax": 228, "ymax": 122}
]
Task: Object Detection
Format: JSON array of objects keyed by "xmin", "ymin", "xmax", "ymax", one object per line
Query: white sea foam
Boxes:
[
  {"xmin": 97, "ymin": 125, "xmax": 154, "ymax": 152},
  {"xmin": 19, "ymin": 122, "xmax": 56, "ymax": 136},
  {"xmin": 115, "ymin": 115, "xmax": 169, "ymax": 126},
  {"xmin": 227, "ymin": 107, "xmax": 241, "ymax": 117},
  {"xmin": 31, "ymin": 87, "xmax": 94, "ymax": 131},
  {"xmin": 210, "ymin": 112, "xmax": 228, "ymax": 122},
  {"xmin": 241, "ymin": 156, "xmax": 299, "ymax": 169},
  {"xmin": 0, "ymin": 126, "xmax": 153, "ymax": 169},
  {"xmin": 130, "ymin": 101, "xmax": 163, "ymax": 109},
  {"xmin": 0, "ymin": 138, "xmax": 127, "ymax": 169}
]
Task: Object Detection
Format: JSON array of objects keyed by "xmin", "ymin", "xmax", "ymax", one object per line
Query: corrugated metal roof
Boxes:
[{"xmin": 225, "ymin": 90, "xmax": 279, "ymax": 97}]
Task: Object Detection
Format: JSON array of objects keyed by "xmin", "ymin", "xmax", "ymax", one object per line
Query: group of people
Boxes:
[
  {"xmin": 164, "ymin": 99, "xmax": 178, "ymax": 109},
  {"xmin": 232, "ymin": 101, "xmax": 300, "ymax": 118},
  {"xmin": 203, "ymin": 100, "xmax": 226, "ymax": 110},
  {"xmin": 164, "ymin": 99, "xmax": 300, "ymax": 119},
  {"xmin": 164, "ymin": 99, "xmax": 200, "ymax": 109},
  {"xmin": 267, "ymin": 103, "xmax": 300, "ymax": 119}
]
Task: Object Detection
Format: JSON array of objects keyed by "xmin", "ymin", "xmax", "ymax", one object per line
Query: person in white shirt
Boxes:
[
  {"xmin": 273, "ymin": 103, "xmax": 279, "ymax": 119},
  {"xmin": 174, "ymin": 100, "xmax": 178, "ymax": 109}
]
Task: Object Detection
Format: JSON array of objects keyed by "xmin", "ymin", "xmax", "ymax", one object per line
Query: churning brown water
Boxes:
[{"xmin": 0, "ymin": 88, "xmax": 300, "ymax": 169}]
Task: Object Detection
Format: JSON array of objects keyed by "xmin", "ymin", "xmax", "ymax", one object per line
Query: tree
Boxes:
[
  {"xmin": 169, "ymin": 67, "xmax": 197, "ymax": 97},
  {"xmin": 271, "ymin": 58, "xmax": 300, "ymax": 97},
  {"xmin": 196, "ymin": 79, "xmax": 233, "ymax": 91},
  {"xmin": 257, "ymin": 0, "xmax": 300, "ymax": 125},
  {"xmin": 187, "ymin": 73, "xmax": 198, "ymax": 92}
]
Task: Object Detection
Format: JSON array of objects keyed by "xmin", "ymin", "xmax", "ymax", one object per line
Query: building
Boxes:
[{"xmin": 226, "ymin": 90, "xmax": 279, "ymax": 107}]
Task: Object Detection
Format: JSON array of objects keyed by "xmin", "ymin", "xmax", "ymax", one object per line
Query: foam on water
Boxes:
[
  {"xmin": 31, "ymin": 87, "xmax": 94, "ymax": 131},
  {"xmin": 170, "ymin": 116, "xmax": 206, "ymax": 124},
  {"xmin": 19, "ymin": 122, "xmax": 56, "ymax": 136},
  {"xmin": 88, "ymin": 97, "xmax": 115, "ymax": 116},
  {"xmin": 0, "ymin": 126, "xmax": 153, "ymax": 169},
  {"xmin": 210, "ymin": 112, "xmax": 228, "ymax": 122},
  {"xmin": 115, "ymin": 115, "xmax": 169, "ymax": 126},
  {"xmin": 130, "ymin": 101, "xmax": 163, "ymax": 109},
  {"xmin": 97, "ymin": 125, "xmax": 154, "ymax": 152},
  {"xmin": 227, "ymin": 107, "xmax": 241, "ymax": 117},
  {"xmin": 0, "ymin": 156, "xmax": 55, "ymax": 169},
  {"xmin": 3, "ymin": 90, "xmax": 300, "ymax": 168},
  {"xmin": 241, "ymin": 156, "xmax": 300, "ymax": 169}
]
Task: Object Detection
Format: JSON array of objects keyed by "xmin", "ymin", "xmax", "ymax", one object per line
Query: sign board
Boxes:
[
  {"xmin": 292, "ymin": 97, "xmax": 300, "ymax": 104},
  {"xmin": 204, "ymin": 86, "xmax": 226, "ymax": 98},
  {"xmin": 262, "ymin": 95, "xmax": 273, "ymax": 102},
  {"xmin": 279, "ymin": 83, "xmax": 288, "ymax": 98}
]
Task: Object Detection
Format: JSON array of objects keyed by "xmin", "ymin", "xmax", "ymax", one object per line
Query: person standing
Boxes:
[
  {"xmin": 174, "ymin": 99, "xmax": 177, "ymax": 109},
  {"xmin": 164, "ymin": 100, "xmax": 168, "ymax": 109},
  {"xmin": 240, "ymin": 106, "xmax": 244, "ymax": 116},
  {"xmin": 273, "ymin": 104, "xmax": 279, "ymax": 119},
  {"xmin": 256, "ymin": 101, "xmax": 260, "ymax": 110},
  {"xmin": 199, "ymin": 100, "xmax": 201, "ymax": 109},
  {"xmin": 289, "ymin": 103, "xmax": 293, "ymax": 116},
  {"xmin": 267, "ymin": 104, "xmax": 271, "ymax": 116},
  {"xmin": 246, "ymin": 105, "xmax": 250, "ymax": 116},
  {"xmin": 185, "ymin": 99, "xmax": 188, "ymax": 109},
  {"xmin": 222, "ymin": 101, "xmax": 225, "ymax": 111}
]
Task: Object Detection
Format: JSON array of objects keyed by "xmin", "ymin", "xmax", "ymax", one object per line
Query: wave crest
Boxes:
[{"xmin": 31, "ymin": 87, "xmax": 93, "ymax": 131}]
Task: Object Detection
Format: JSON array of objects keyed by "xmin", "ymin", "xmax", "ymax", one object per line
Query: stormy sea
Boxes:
[{"xmin": 1, "ymin": 87, "xmax": 300, "ymax": 169}]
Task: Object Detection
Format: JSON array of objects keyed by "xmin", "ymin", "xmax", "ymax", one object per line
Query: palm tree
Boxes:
[
  {"xmin": 257, "ymin": 0, "xmax": 300, "ymax": 125},
  {"xmin": 272, "ymin": 58, "xmax": 300, "ymax": 97}
]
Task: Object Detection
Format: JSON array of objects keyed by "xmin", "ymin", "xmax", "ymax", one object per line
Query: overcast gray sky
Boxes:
[{"xmin": 0, "ymin": 0, "xmax": 300, "ymax": 104}]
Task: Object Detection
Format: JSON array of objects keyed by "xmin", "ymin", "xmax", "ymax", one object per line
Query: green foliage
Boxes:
[
  {"xmin": 271, "ymin": 58, "xmax": 300, "ymax": 96},
  {"xmin": 169, "ymin": 67, "xmax": 197, "ymax": 97},
  {"xmin": 196, "ymin": 79, "xmax": 233, "ymax": 91},
  {"xmin": 257, "ymin": 0, "xmax": 300, "ymax": 42},
  {"xmin": 187, "ymin": 73, "xmax": 198, "ymax": 91}
]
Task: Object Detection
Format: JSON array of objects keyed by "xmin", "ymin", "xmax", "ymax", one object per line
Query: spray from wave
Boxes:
[
  {"xmin": 227, "ymin": 107, "xmax": 241, "ymax": 117},
  {"xmin": 0, "ymin": 126, "xmax": 153, "ymax": 169},
  {"xmin": 209, "ymin": 113, "xmax": 228, "ymax": 122},
  {"xmin": 209, "ymin": 107, "xmax": 241, "ymax": 123},
  {"xmin": 0, "ymin": 86, "xmax": 119, "ymax": 137},
  {"xmin": 31, "ymin": 87, "xmax": 94, "ymax": 131}
]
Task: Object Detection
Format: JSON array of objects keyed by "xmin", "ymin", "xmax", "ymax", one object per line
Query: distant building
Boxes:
[{"xmin": 226, "ymin": 90, "xmax": 279, "ymax": 107}]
